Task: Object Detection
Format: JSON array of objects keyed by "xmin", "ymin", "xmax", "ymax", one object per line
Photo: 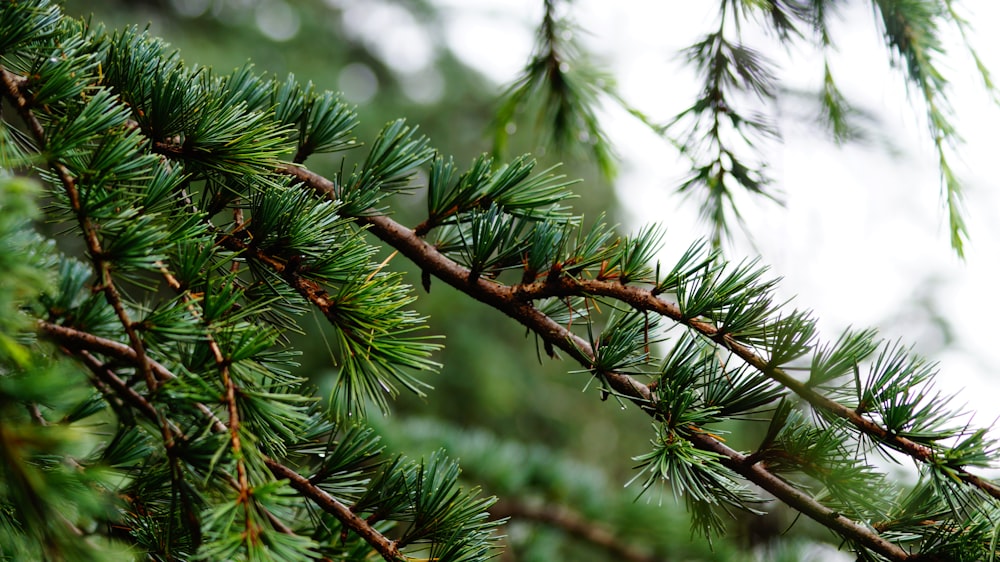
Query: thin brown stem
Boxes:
[
  {"xmin": 265, "ymin": 460, "xmax": 402, "ymax": 561},
  {"xmin": 165, "ymin": 257, "xmax": 254, "ymax": 537},
  {"xmin": 357, "ymin": 214, "xmax": 910, "ymax": 561},
  {"xmin": 74, "ymin": 348, "xmax": 181, "ymax": 453},
  {"xmin": 514, "ymin": 276, "xmax": 1000, "ymax": 501}
]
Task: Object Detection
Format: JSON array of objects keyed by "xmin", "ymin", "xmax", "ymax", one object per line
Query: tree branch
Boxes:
[
  {"xmin": 280, "ymin": 164, "xmax": 652, "ymax": 405},
  {"xmin": 264, "ymin": 460, "xmax": 402, "ymax": 560},
  {"xmin": 36, "ymin": 320, "xmax": 404, "ymax": 562},
  {"xmin": 514, "ymin": 276, "xmax": 1000, "ymax": 501},
  {"xmin": 281, "ymin": 163, "xmax": 914, "ymax": 561}
]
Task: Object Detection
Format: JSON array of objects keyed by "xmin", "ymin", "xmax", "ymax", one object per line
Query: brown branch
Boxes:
[
  {"xmin": 74, "ymin": 349, "xmax": 181, "ymax": 438},
  {"xmin": 685, "ymin": 432, "xmax": 907, "ymax": 556},
  {"xmin": 281, "ymin": 163, "xmax": 652, "ymax": 405},
  {"xmin": 36, "ymin": 320, "xmax": 403, "ymax": 562},
  {"xmin": 213, "ymin": 232, "xmax": 348, "ymax": 329},
  {"xmin": 358, "ymin": 215, "xmax": 910, "ymax": 559},
  {"xmin": 489, "ymin": 500, "xmax": 661, "ymax": 562},
  {"xmin": 265, "ymin": 460, "xmax": 402, "ymax": 560},
  {"xmin": 161, "ymin": 260, "xmax": 256, "ymax": 539},
  {"xmin": 40, "ymin": 322, "xmax": 177, "ymax": 384},
  {"xmin": 281, "ymin": 163, "xmax": 916, "ymax": 561},
  {"xmin": 80, "ymin": 348, "xmax": 298, "ymax": 537},
  {"xmin": 0, "ymin": 67, "xmax": 156, "ymax": 391},
  {"xmin": 513, "ymin": 276, "xmax": 1000, "ymax": 502}
]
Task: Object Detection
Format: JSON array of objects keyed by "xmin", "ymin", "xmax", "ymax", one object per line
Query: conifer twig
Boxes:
[
  {"xmin": 155, "ymin": 264, "xmax": 254, "ymax": 529},
  {"xmin": 514, "ymin": 276, "xmax": 1000, "ymax": 501}
]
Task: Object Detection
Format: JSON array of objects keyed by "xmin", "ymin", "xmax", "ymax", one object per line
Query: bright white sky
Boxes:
[{"xmin": 432, "ymin": 0, "xmax": 1000, "ymax": 430}]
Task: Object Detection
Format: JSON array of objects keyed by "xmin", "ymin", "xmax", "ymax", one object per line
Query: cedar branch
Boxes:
[{"xmin": 282, "ymin": 163, "xmax": 914, "ymax": 561}]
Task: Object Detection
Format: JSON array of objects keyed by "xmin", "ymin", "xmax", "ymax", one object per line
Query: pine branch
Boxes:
[
  {"xmin": 37, "ymin": 320, "xmax": 405, "ymax": 562},
  {"xmin": 157, "ymin": 261, "xmax": 255, "ymax": 541},
  {"xmin": 871, "ymin": 0, "xmax": 970, "ymax": 256},
  {"xmin": 282, "ymin": 164, "xmax": 915, "ymax": 561},
  {"xmin": 280, "ymin": 163, "xmax": 651, "ymax": 405},
  {"xmin": 513, "ymin": 275, "xmax": 1000, "ymax": 502},
  {"xmin": 669, "ymin": 2, "xmax": 783, "ymax": 247}
]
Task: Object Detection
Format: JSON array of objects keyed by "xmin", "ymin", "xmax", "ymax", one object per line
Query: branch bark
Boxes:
[{"xmin": 515, "ymin": 276, "xmax": 1000, "ymax": 501}]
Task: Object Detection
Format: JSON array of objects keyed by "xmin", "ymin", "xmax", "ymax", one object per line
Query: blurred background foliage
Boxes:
[{"xmin": 50, "ymin": 1, "xmax": 857, "ymax": 559}]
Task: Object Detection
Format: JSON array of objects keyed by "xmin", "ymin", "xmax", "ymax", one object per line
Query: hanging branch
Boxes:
[
  {"xmin": 492, "ymin": 0, "xmax": 617, "ymax": 178},
  {"xmin": 667, "ymin": 1, "xmax": 783, "ymax": 247},
  {"xmin": 871, "ymin": 0, "xmax": 970, "ymax": 256}
]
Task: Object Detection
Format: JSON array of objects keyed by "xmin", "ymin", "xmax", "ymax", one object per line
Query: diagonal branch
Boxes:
[
  {"xmin": 264, "ymin": 460, "xmax": 401, "ymax": 560},
  {"xmin": 281, "ymin": 164, "xmax": 912, "ymax": 561},
  {"xmin": 37, "ymin": 320, "xmax": 403, "ymax": 562},
  {"xmin": 513, "ymin": 276, "xmax": 1000, "ymax": 501},
  {"xmin": 282, "ymin": 164, "xmax": 1000, "ymax": 501}
]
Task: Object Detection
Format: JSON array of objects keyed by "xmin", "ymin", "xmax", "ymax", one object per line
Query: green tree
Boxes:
[{"xmin": 1, "ymin": 1, "xmax": 998, "ymax": 561}]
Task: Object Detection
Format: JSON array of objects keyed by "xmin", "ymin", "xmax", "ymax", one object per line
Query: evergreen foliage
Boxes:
[{"xmin": 1, "ymin": 1, "xmax": 998, "ymax": 560}]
